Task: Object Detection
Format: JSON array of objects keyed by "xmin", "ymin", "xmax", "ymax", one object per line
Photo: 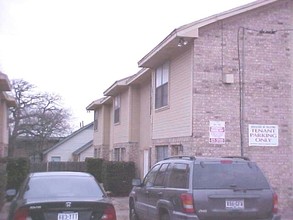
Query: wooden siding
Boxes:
[
  {"xmin": 94, "ymin": 105, "xmax": 111, "ymax": 146},
  {"xmin": 129, "ymin": 86, "xmax": 140, "ymax": 142},
  {"xmin": 152, "ymin": 47, "xmax": 193, "ymax": 139},
  {"xmin": 46, "ymin": 127, "xmax": 93, "ymax": 161},
  {"xmin": 113, "ymin": 91, "xmax": 130, "ymax": 143},
  {"xmin": 102, "ymin": 105, "xmax": 111, "ymax": 145},
  {"xmin": 78, "ymin": 147, "xmax": 94, "ymax": 161},
  {"xmin": 139, "ymin": 82, "xmax": 151, "ymax": 148}
]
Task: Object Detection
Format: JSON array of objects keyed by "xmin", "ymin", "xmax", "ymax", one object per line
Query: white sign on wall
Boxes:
[
  {"xmin": 249, "ymin": 124, "xmax": 278, "ymax": 146},
  {"xmin": 209, "ymin": 121, "xmax": 225, "ymax": 144}
]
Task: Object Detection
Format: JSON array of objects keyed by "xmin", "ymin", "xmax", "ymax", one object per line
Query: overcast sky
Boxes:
[{"xmin": 0, "ymin": 0, "xmax": 255, "ymax": 130}]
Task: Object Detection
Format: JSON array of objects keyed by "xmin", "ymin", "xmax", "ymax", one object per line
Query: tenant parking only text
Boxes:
[{"xmin": 248, "ymin": 124, "xmax": 278, "ymax": 146}]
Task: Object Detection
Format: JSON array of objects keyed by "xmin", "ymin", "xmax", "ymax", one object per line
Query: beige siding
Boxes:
[
  {"xmin": 129, "ymin": 86, "xmax": 140, "ymax": 142},
  {"xmin": 139, "ymin": 82, "xmax": 151, "ymax": 148},
  {"xmin": 46, "ymin": 128, "xmax": 93, "ymax": 161},
  {"xmin": 93, "ymin": 105, "xmax": 111, "ymax": 146},
  {"xmin": 79, "ymin": 147, "xmax": 94, "ymax": 161},
  {"xmin": 113, "ymin": 91, "xmax": 129, "ymax": 143},
  {"xmin": 152, "ymin": 47, "xmax": 193, "ymax": 139},
  {"xmin": 102, "ymin": 105, "xmax": 111, "ymax": 145},
  {"xmin": 93, "ymin": 108, "xmax": 102, "ymax": 145}
]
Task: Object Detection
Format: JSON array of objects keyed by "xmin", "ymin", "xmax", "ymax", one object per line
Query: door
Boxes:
[{"xmin": 143, "ymin": 149, "xmax": 149, "ymax": 177}]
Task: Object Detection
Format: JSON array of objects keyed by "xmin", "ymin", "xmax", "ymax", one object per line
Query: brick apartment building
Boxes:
[{"xmin": 87, "ymin": 0, "xmax": 293, "ymax": 211}]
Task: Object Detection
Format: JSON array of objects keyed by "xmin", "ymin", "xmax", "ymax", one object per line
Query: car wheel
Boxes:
[
  {"xmin": 160, "ymin": 213, "xmax": 170, "ymax": 220},
  {"xmin": 129, "ymin": 201, "xmax": 139, "ymax": 220}
]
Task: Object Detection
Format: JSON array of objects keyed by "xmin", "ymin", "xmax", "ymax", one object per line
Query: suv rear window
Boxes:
[{"xmin": 193, "ymin": 162, "xmax": 270, "ymax": 190}]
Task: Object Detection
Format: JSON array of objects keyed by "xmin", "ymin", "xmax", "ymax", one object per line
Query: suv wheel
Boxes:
[{"xmin": 129, "ymin": 201, "xmax": 139, "ymax": 220}]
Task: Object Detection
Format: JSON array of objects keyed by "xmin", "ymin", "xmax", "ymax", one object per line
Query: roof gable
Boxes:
[
  {"xmin": 138, "ymin": 0, "xmax": 279, "ymax": 68},
  {"xmin": 43, "ymin": 122, "xmax": 94, "ymax": 155}
]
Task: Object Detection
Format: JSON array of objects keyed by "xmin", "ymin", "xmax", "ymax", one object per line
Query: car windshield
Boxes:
[
  {"xmin": 193, "ymin": 162, "xmax": 270, "ymax": 189},
  {"xmin": 24, "ymin": 176, "xmax": 104, "ymax": 199}
]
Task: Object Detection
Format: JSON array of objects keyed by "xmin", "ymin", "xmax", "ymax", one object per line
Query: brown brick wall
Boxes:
[{"xmin": 192, "ymin": 0, "xmax": 292, "ymax": 211}]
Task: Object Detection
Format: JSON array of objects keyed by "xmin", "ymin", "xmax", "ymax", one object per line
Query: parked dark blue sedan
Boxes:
[{"xmin": 7, "ymin": 171, "xmax": 116, "ymax": 220}]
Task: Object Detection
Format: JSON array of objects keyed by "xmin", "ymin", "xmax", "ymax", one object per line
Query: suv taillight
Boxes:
[
  {"xmin": 101, "ymin": 205, "xmax": 117, "ymax": 220},
  {"xmin": 180, "ymin": 193, "xmax": 195, "ymax": 213},
  {"xmin": 13, "ymin": 207, "xmax": 29, "ymax": 220},
  {"xmin": 273, "ymin": 192, "xmax": 278, "ymax": 214}
]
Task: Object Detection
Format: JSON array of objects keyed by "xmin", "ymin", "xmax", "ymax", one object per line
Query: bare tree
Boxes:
[{"xmin": 9, "ymin": 79, "xmax": 73, "ymax": 159}]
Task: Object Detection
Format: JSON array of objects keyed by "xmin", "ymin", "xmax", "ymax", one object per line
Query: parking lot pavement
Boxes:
[
  {"xmin": 0, "ymin": 202, "xmax": 10, "ymax": 220},
  {"xmin": 111, "ymin": 196, "xmax": 129, "ymax": 220}
]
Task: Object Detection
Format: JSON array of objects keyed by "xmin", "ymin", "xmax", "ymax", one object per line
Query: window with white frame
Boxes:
[
  {"xmin": 94, "ymin": 110, "xmax": 98, "ymax": 131},
  {"xmin": 51, "ymin": 156, "xmax": 61, "ymax": 162},
  {"xmin": 155, "ymin": 61, "xmax": 169, "ymax": 109},
  {"xmin": 114, "ymin": 95, "xmax": 120, "ymax": 124},
  {"xmin": 114, "ymin": 147, "xmax": 125, "ymax": 161},
  {"xmin": 156, "ymin": 145, "xmax": 168, "ymax": 162}
]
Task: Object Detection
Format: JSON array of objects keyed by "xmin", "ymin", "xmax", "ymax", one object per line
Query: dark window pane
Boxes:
[
  {"xmin": 154, "ymin": 163, "xmax": 170, "ymax": 187},
  {"xmin": 143, "ymin": 164, "xmax": 161, "ymax": 187},
  {"xmin": 193, "ymin": 163, "xmax": 270, "ymax": 189},
  {"xmin": 168, "ymin": 163, "xmax": 189, "ymax": 189},
  {"xmin": 25, "ymin": 176, "xmax": 104, "ymax": 199},
  {"xmin": 114, "ymin": 108, "xmax": 119, "ymax": 123}
]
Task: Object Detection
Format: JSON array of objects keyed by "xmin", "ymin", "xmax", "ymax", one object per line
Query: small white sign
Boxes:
[
  {"xmin": 209, "ymin": 121, "xmax": 225, "ymax": 144},
  {"xmin": 249, "ymin": 124, "xmax": 278, "ymax": 146}
]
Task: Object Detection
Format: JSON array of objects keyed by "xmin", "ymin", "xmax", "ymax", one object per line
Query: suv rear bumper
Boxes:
[
  {"xmin": 172, "ymin": 212, "xmax": 281, "ymax": 220},
  {"xmin": 173, "ymin": 211, "xmax": 199, "ymax": 220}
]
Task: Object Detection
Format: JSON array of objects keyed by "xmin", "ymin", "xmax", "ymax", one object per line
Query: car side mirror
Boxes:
[{"xmin": 132, "ymin": 178, "xmax": 142, "ymax": 186}]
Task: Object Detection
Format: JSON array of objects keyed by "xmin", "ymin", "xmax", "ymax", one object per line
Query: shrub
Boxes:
[
  {"xmin": 6, "ymin": 158, "xmax": 30, "ymax": 191},
  {"xmin": 0, "ymin": 158, "xmax": 7, "ymax": 209},
  {"xmin": 102, "ymin": 161, "xmax": 135, "ymax": 196},
  {"xmin": 86, "ymin": 158, "xmax": 104, "ymax": 183}
]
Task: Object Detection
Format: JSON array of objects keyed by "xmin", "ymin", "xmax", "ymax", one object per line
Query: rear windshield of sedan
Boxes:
[
  {"xmin": 24, "ymin": 176, "xmax": 104, "ymax": 199},
  {"xmin": 193, "ymin": 162, "xmax": 270, "ymax": 189}
]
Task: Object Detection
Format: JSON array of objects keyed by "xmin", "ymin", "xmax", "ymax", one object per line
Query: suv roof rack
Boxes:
[
  {"xmin": 222, "ymin": 156, "xmax": 250, "ymax": 161},
  {"xmin": 164, "ymin": 155, "xmax": 196, "ymax": 160}
]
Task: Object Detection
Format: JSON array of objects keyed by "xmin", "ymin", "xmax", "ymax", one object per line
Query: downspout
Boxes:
[{"xmin": 237, "ymin": 27, "xmax": 245, "ymax": 157}]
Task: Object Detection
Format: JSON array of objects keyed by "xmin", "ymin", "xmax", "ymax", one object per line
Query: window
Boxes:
[
  {"xmin": 155, "ymin": 61, "xmax": 169, "ymax": 109},
  {"xmin": 94, "ymin": 148, "xmax": 98, "ymax": 158},
  {"xmin": 94, "ymin": 110, "xmax": 98, "ymax": 131},
  {"xmin": 156, "ymin": 145, "xmax": 168, "ymax": 162},
  {"xmin": 168, "ymin": 163, "xmax": 189, "ymax": 189},
  {"xmin": 114, "ymin": 96, "xmax": 120, "ymax": 124},
  {"xmin": 193, "ymin": 163, "xmax": 270, "ymax": 189},
  {"xmin": 114, "ymin": 147, "xmax": 125, "ymax": 161},
  {"xmin": 143, "ymin": 164, "xmax": 161, "ymax": 187},
  {"xmin": 51, "ymin": 156, "xmax": 61, "ymax": 162},
  {"xmin": 171, "ymin": 144, "xmax": 184, "ymax": 156},
  {"xmin": 153, "ymin": 163, "xmax": 170, "ymax": 187}
]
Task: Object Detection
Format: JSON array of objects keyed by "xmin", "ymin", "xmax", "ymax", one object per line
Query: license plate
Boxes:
[
  {"xmin": 225, "ymin": 200, "xmax": 244, "ymax": 209},
  {"xmin": 58, "ymin": 212, "xmax": 78, "ymax": 220}
]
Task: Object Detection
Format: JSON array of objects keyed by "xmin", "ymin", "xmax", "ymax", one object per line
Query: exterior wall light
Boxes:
[{"xmin": 177, "ymin": 38, "xmax": 188, "ymax": 47}]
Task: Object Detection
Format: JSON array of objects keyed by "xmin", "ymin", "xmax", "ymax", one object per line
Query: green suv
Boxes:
[{"xmin": 129, "ymin": 156, "xmax": 281, "ymax": 220}]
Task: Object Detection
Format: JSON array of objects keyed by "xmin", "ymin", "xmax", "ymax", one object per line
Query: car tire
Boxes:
[
  {"xmin": 160, "ymin": 213, "xmax": 170, "ymax": 220},
  {"xmin": 129, "ymin": 200, "xmax": 139, "ymax": 220}
]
